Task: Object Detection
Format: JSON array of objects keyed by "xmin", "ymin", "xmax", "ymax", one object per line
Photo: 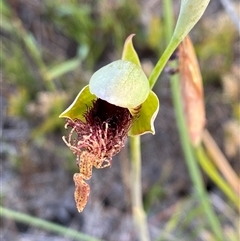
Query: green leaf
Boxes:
[
  {"xmin": 129, "ymin": 91, "xmax": 159, "ymax": 136},
  {"xmin": 45, "ymin": 58, "xmax": 81, "ymax": 80},
  {"xmin": 195, "ymin": 146, "xmax": 239, "ymax": 208},
  {"xmin": 121, "ymin": 34, "xmax": 141, "ymax": 67},
  {"xmin": 149, "ymin": 0, "xmax": 210, "ymax": 89},
  {"xmin": 59, "ymin": 85, "xmax": 96, "ymax": 121},
  {"xmin": 173, "ymin": 0, "xmax": 210, "ymax": 42}
]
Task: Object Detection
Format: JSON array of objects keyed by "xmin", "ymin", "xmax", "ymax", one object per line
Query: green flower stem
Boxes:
[
  {"xmin": 130, "ymin": 136, "xmax": 150, "ymax": 241},
  {"xmin": 148, "ymin": 0, "xmax": 175, "ymax": 89},
  {"xmin": 170, "ymin": 73, "xmax": 224, "ymax": 241},
  {"xmin": 0, "ymin": 206, "xmax": 103, "ymax": 241},
  {"xmin": 195, "ymin": 145, "xmax": 239, "ymax": 209},
  {"xmin": 148, "ymin": 37, "xmax": 178, "ymax": 89},
  {"xmin": 163, "ymin": 0, "xmax": 174, "ymax": 44},
  {"xmin": 148, "ymin": 1, "xmax": 224, "ymax": 240}
]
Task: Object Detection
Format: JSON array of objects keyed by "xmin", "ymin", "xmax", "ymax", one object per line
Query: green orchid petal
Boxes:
[
  {"xmin": 59, "ymin": 85, "xmax": 96, "ymax": 121},
  {"xmin": 89, "ymin": 60, "xmax": 149, "ymax": 109},
  {"xmin": 122, "ymin": 34, "xmax": 141, "ymax": 67},
  {"xmin": 121, "ymin": 34, "xmax": 159, "ymax": 135},
  {"xmin": 59, "ymin": 35, "xmax": 160, "ymax": 137},
  {"xmin": 129, "ymin": 91, "xmax": 159, "ymax": 136}
]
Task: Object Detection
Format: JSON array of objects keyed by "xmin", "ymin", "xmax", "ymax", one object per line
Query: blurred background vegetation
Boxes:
[{"xmin": 1, "ymin": 0, "xmax": 239, "ymax": 241}]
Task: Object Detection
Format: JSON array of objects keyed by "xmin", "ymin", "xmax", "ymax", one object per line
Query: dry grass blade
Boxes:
[{"xmin": 203, "ymin": 129, "xmax": 240, "ymax": 197}]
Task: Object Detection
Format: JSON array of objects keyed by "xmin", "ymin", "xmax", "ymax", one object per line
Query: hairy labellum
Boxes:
[{"xmin": 63, "ymin": 98, "xmax": 132, "ymax": 211}]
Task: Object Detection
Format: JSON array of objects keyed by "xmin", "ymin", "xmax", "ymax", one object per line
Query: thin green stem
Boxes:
[
  {"xmin": 0, "ymin": 206, "xmax": 103, "ymax": 241},
  {"xmin": 170, "ymin": 73, "xmax": 224, "ymax": 241},
  {"xmin": 148, "ymin": 37, "xmax": 178, "ymax": 89},
  {"xmin": 130, "ymin": 136, "xmax": 150, "ymax": 241},
  {"xmin": 148, "ymin": 0, "xmax": 177, "ymax": 89},
  {"xmin": 149, "ymin": 1, "xmax": 224, "ymax": 239},
  {"xmin": 163, "ymin": 0, "xmax": 174, "ymax": 42}
]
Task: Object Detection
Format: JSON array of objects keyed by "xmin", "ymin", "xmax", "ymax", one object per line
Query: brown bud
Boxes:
[{"xmin": 179, "ymin": 36, "xmax": 206, "ymax": 146}]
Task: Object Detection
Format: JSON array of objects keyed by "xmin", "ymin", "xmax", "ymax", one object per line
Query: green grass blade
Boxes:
[
  {"xmin": 0, "ymin": 206, "xmax": 104, "ymax": 241},
  {"xmin": 195, "ymin": 145, "xmax": 239, "ymax": 208},
  {"xmin": 45, "ymin": 58, "xmax": 81, "ymax": 80}
]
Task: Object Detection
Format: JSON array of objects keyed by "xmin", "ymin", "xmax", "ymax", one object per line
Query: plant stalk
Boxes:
[
  {"xmin": 170, "ymin": 73, "xmax": 224, "ymax": 241},
  {"xmin": 149, "ymin": 0, "xmax": 224, "ymax": 240},
  {"xmin": 130, "ymin": 136, "xmax": 150, "ymax": 241}
]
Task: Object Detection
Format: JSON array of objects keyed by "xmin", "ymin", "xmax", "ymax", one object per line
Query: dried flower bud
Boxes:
[{"xmin": 179, "ymin": 35, "xmax": 206, "ymax": 146}]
